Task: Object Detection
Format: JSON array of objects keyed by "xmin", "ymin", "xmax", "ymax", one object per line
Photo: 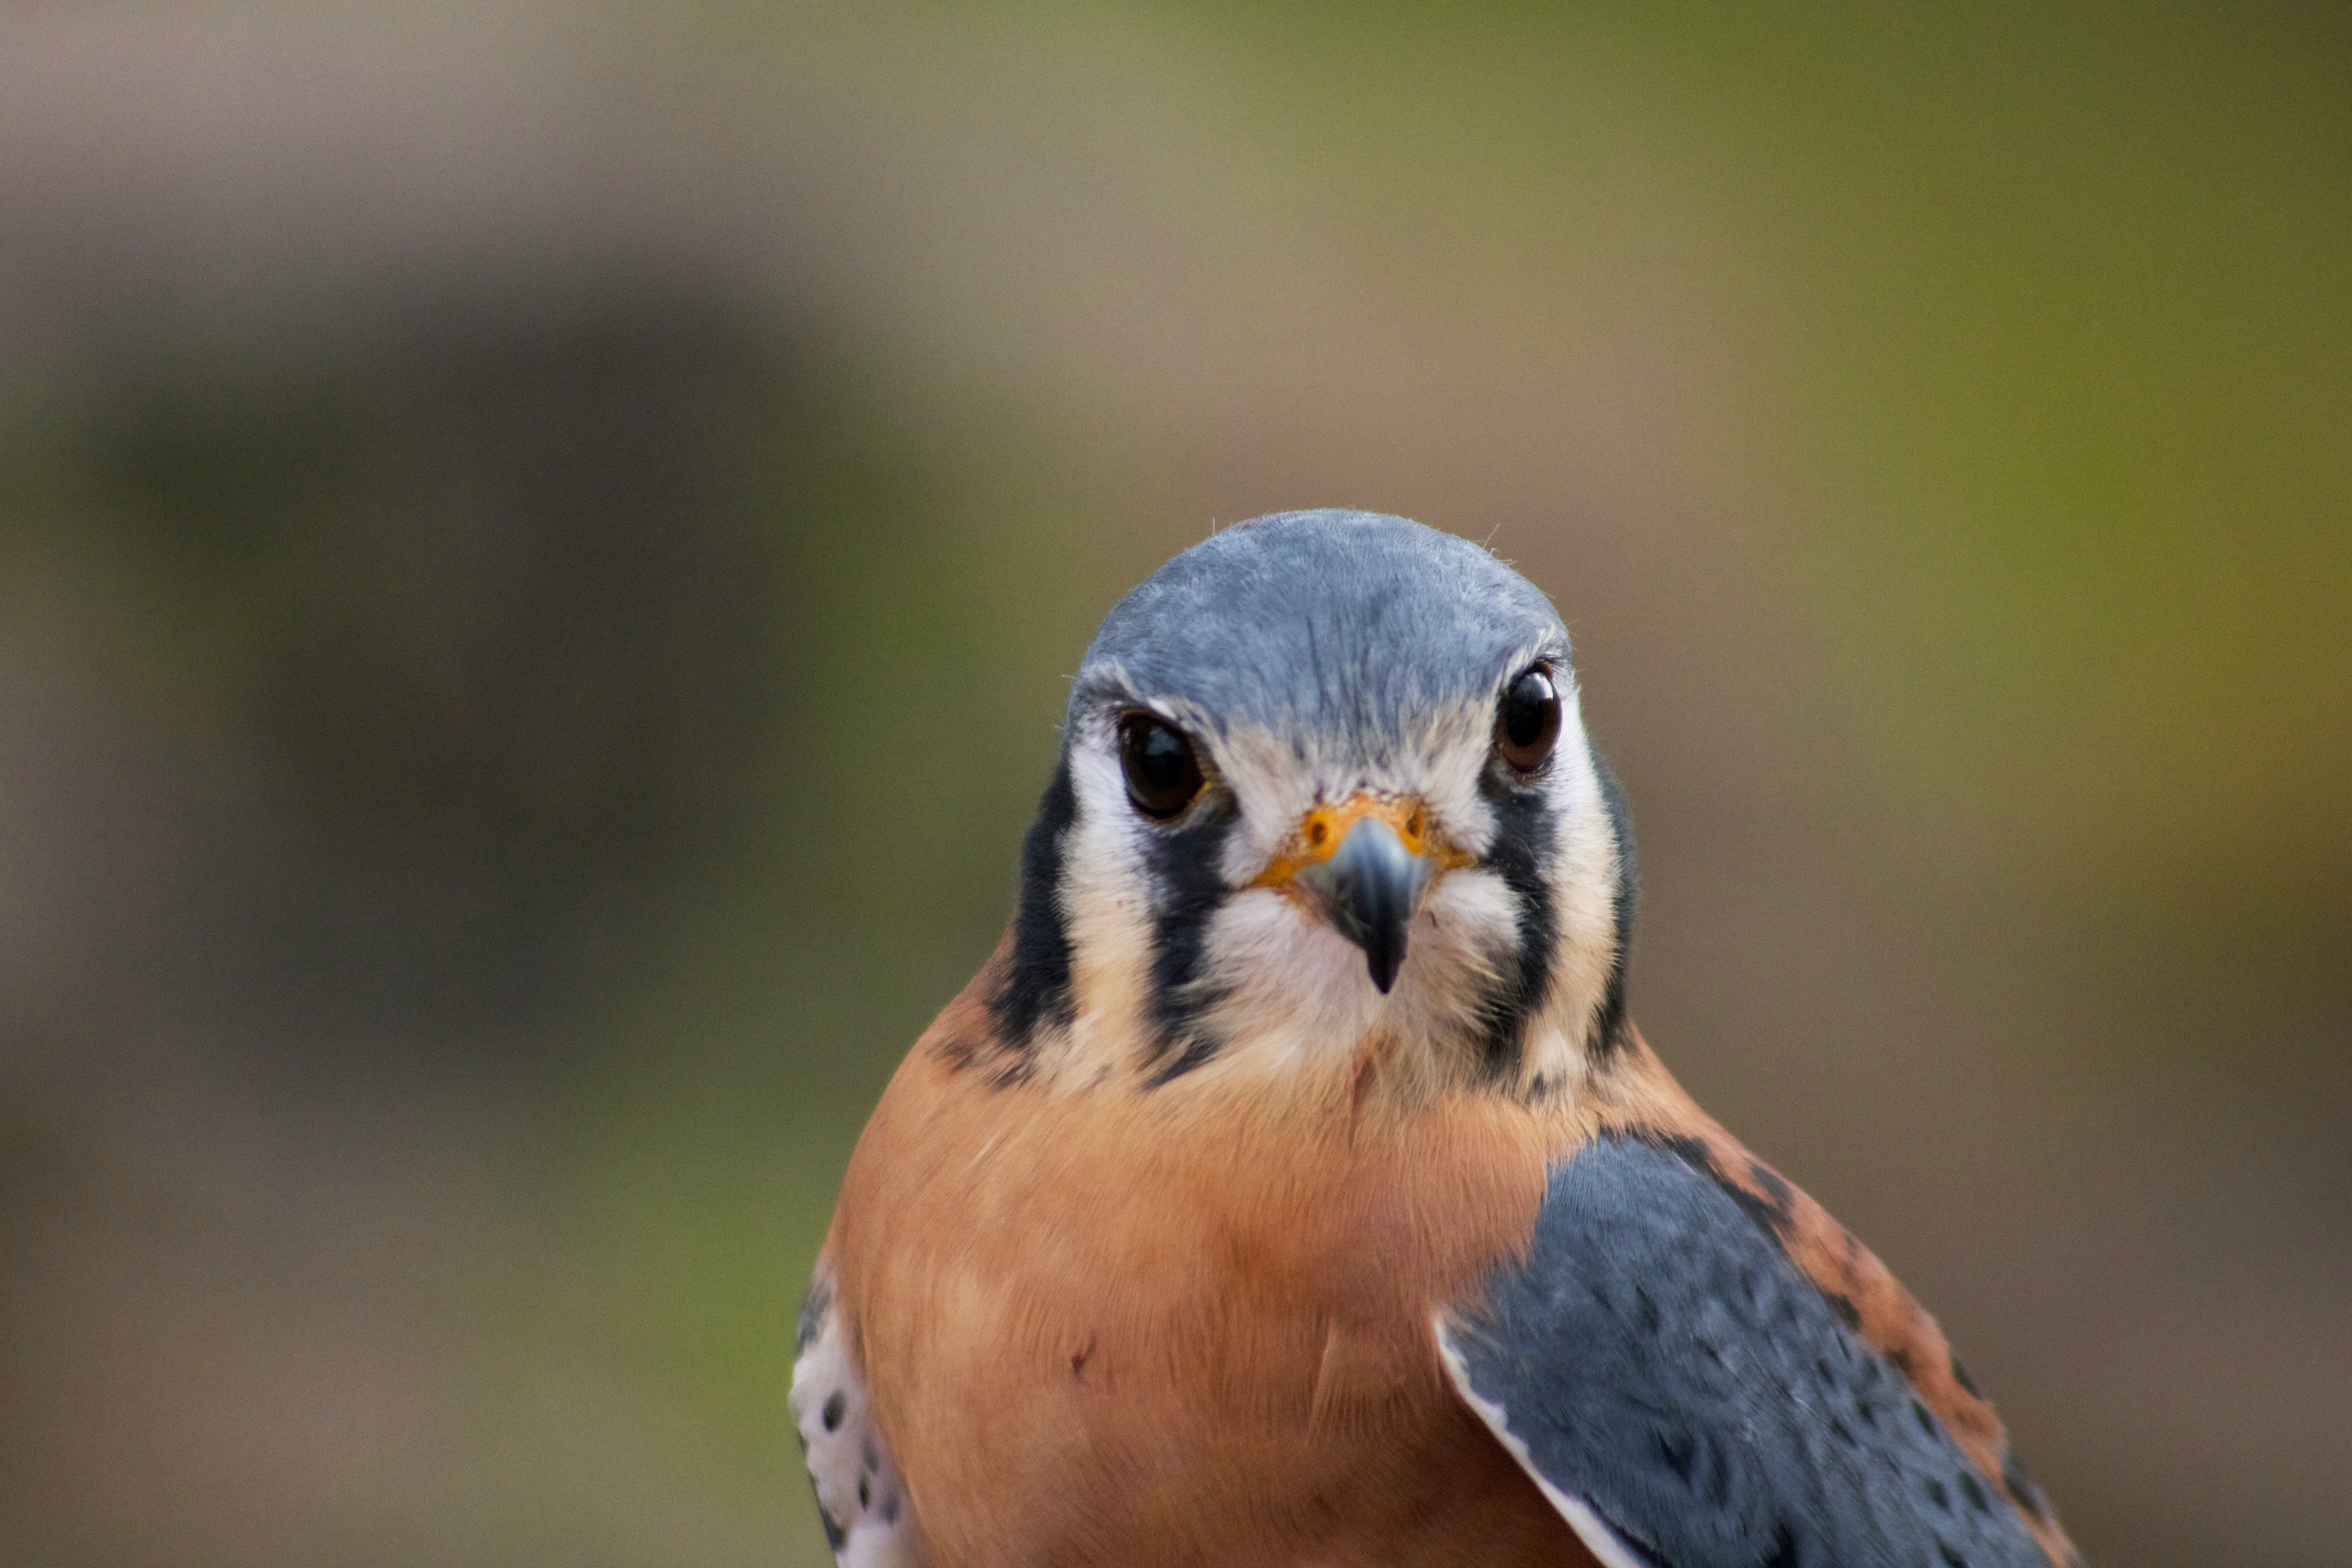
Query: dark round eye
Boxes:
[
  {"xmin": 1117, "ymin": 711, "xmax": 1205, "ymax": 819},
  {"xmin": 1495, "ymin": 666, "xmax": 1562, "ymax": 773}
]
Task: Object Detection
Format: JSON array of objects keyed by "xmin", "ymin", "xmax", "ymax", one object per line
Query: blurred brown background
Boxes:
[{"xmin": 0, "ymin": 5, "xmax": 2344, "ymax": 1565}]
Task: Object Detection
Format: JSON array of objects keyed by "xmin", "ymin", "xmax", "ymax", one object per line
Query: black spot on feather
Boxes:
[
  {"xmin": 2002, "ymin": 1445, "xmax": 2052, "ymax": 1521},
  {"xmin": 1636, "ymin": 1129, "xmax": 1797, "ymax": 1245},
  {"xmin": 1748, "ymin": 1161, "xmax": 1796, "ymax": 1229},
  {"xmin": 1726, "ymin": 1181, "xmax": 1796, "ymax": 1243},
  {"xmin": 1643, "ymin": 1129, "xmax": 1717, "ymax": 1176},
  {"xmin": 795, "ymin": 1277, "xmax": 832, "ymax": 1354},
  {"xmin": 927, "ymin": 1032, "xmax": 978, "ymax": 1072}
]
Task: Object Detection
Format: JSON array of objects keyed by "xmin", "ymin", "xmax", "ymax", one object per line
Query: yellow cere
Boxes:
[{"xmin": 1247, "ymin": 792, "xmax": 1476, "ymax": 890}]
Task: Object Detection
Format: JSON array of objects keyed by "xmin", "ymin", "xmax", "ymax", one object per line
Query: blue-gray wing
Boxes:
[{"xmin": 1437, "ymin": 1136, "xmax": 2046, "ymax": 1568}]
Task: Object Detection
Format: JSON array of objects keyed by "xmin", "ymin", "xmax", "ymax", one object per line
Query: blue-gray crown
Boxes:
[{"xmin": 1073, "ymin": 510, "xmax": 1567, "ymax": 739}]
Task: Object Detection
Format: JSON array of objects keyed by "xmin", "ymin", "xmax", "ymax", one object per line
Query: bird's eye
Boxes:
[
  {"xmin": 1118, "ymin": 711, "xmax": 1205, "ymax": 819},
  {"xmin": 1495, "ymin": 666, "xmax": 1562, "ymax": 773}
]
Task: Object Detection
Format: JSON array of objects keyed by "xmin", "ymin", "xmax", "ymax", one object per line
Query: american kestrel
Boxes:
[{"xmin": 793, "ymin": 511, "xmax": 2079, "ymax": 1568}]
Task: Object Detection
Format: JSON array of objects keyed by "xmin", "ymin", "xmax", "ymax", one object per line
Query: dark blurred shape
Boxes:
[{"xmin": 72, "ymin": 282, "xmax": 787, "ymax": 1049}]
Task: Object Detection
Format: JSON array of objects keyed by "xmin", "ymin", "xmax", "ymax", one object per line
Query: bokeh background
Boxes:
[{"xmin": 1, "ymin": 5, "xmax": 2345, "ymax": 1565}]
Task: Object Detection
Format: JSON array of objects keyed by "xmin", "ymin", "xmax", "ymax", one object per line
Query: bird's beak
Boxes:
[{"xmin": 1251, "ymin": 794, "xmax": 1468, "ymax": 993}]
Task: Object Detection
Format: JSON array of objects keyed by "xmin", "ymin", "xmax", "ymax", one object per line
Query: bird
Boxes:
[{"xmin": 792, "ymin": 510, "xmax": 2080, "ymax": 1568}]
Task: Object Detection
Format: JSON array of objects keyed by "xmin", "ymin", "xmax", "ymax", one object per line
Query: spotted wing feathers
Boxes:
[
  {"xmin": 1439, "ymin": 1136, "xmax": 2051, "ymax": 1568},
  {"xmin": 791, "ymin": 1271, "xmax": 921, "ymax": 1568}
]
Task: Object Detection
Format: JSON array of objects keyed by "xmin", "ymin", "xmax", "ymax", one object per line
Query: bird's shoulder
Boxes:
[{"xmin": 1437, "ymin": 1033, "xmax": 2080, "ymax": 1568}]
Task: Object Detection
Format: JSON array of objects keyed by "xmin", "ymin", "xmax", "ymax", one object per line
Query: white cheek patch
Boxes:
[
  {"xmin": 1547, "ymin": 800, "xmax": 1617, "ymax": 963},
  {"xmin": 1192, "ymin": 890, "xmax": 1384, "ymax": 1071},
  {"xmin": 1057, "ymin": 741, "xmax": 1162, "ymax": 1074},
  {"xmin": 1188, "ymin": 866, "xmax": 1526, "ymax": 1080},
  {"xmin": 1529, "ymin": 709, "xmax": 1624, "ymax": 1073},
  {"xmin": 791, "ymin": 1285, "xmax": 920, "ymax": 1566},
  {"xmin": 1417, "ymin": 867, "xmax": 1522, "ymax": 1013}
]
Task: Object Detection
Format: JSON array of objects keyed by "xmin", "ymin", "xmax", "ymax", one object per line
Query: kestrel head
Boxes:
[{"xmin": 988, "ymin": 510, "xmax": 1635, "ymax": 1100}]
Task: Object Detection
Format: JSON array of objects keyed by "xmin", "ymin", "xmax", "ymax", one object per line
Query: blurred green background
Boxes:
[{"xmin": 0, "ymin": 5, "xmax": 2344, "ymax": 1565}]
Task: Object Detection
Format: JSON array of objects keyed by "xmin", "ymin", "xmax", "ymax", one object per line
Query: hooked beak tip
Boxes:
[{"xmin": 1294, "ymin": 815, "xmax": 1430, "ymax": 995}]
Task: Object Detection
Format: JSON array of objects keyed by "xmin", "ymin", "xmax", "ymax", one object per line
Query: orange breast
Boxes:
[{"xmin": 826, "ymin": 986, "xmax": 1599, "ymax": 1568}]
